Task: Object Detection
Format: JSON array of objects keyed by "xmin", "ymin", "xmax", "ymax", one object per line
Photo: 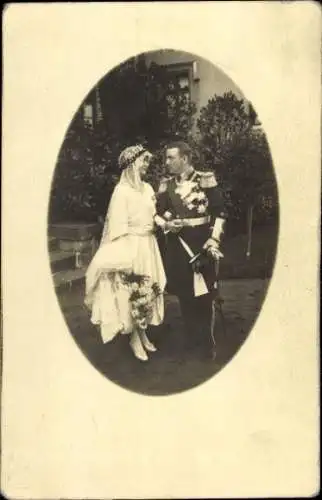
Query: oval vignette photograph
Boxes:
[{"xmin": 47, "ymin": 49, "xmax": 279, "ymax": 396}]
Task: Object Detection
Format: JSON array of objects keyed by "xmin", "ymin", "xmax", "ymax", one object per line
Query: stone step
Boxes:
[
  {"xmin": 50, "ymin": 249, "xmax": 75, "ymax": 273},
  {"xmin": 58, "ymin": 238, "xmax": 97, "ymax": 253},
  {"xmin": 48, "ymin": 236, "xmax": 58, "ymax": 251},
  {"xmin": 49, "ymin": 222, "xmax": 101, "ymax": 241},
  {"xmin": 52, "ymin": 268, "xmax": 86, "ymax": 290}
]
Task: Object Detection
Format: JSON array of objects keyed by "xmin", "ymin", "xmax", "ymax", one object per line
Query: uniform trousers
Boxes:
[
  {"xmin": 178, "ymin": 292, "xmax": 215, "ymax": 353},
  {"xmin": 158, "ymin": 227, "xmax": 217, "ymax": 354}
]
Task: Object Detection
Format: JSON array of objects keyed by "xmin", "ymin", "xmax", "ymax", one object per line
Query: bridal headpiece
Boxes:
[{"xmin": 118, "ymin": 144, "xmax": 147, "ymax": 170}]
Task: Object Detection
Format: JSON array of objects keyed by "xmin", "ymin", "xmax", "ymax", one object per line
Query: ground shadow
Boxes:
[{"xmin": 56, "ymin": 278, "xmax": 269, "ymax": 396}]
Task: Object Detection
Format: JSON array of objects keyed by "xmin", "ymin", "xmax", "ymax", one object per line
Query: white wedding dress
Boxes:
[{"xmin": 85, "ymin": 180, "xmax": 166, "ymax": 343}]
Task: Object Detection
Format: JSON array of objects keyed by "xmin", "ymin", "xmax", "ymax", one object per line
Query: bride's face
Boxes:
[{"xmin": 135, "ymin": 151, "xmax": 152, "ymax": 177}]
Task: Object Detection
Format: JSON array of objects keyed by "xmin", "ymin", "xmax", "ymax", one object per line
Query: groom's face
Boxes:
[{"xmin": 165, "ymin": 148, "xmax": 185, "ymax": 176}]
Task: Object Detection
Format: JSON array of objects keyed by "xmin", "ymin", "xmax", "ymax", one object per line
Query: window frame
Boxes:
[{"xmin": 163, "ymin": 61, "xmax": 195, "ymax": 115}]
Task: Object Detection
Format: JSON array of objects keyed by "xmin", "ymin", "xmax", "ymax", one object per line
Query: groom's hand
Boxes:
[
  {"xmin": 203, "ymin": 238, "xmax": 224, "ymax": 259},
  {"xmin": 165, "ymin": 219, "xmax": 184, "ymax": 233}
]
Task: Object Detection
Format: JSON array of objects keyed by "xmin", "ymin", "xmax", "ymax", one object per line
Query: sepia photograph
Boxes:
[
  {"xmin": 48, "ymin": 49, "xmax": 279, "ymax": 395},
  {"xmin": 2, "ymin": 3, "xmax": 319, "ymax": 498}
]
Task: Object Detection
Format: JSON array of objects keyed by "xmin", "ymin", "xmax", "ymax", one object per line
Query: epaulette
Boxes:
[
  {"xmin": 197, "ymin": 170, "xmax": 218, "ymax": 188},
  {"xmin": 158, "ymin": 176, "xmax": 173, "ymax": 194}
]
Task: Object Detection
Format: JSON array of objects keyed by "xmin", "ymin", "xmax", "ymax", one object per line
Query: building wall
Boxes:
[
  {"xmin": 83, "ymin": 50, "xmax": 256, "ymax": 135},
  {"xmin": 143, "ymin": 49, "xmax": 246, "ymax": 116}
]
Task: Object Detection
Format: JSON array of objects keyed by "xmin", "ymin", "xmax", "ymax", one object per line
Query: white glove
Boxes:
[{"xmin": 203, "ymin": 238, "xmax": 224, "ymax": 259}]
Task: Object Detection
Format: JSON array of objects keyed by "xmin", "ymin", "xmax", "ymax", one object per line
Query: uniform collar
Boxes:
[{"xmin": 176, "ymin": 167, "xmax": 195, "ymax": 183}]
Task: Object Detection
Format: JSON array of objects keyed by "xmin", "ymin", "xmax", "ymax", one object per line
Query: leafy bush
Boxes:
[
  {"xmin": 49, "ymin": 117, "xmax": 124, "ymax": 223},
  {"xmin": 196, "ymin": 92, "xmax": 278, "ymax": 227}
]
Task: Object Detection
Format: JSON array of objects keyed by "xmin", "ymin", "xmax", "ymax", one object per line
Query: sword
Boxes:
[
  {"xmin": 212, "ymin": 257, "xmax": 226, "ymax": 337},
  {"xmin": 178, "ymin": 237, "xmax": 226, "ymax": 358},
  {"xmin": 177, "ymin": 236, "xmax": 209, "ymax": 297},
  {"xmin": 189, "ymin": 246, "xmax": 224, "ymax": 264},
  {"xmin": 207, "ymin": 255, "xmax": 227, "ymax": 359}
]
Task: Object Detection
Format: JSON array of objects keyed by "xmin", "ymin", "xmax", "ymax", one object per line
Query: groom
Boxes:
[{"xmin": 154, "ymin": 141, "xmax": 228, "ymax": 359}]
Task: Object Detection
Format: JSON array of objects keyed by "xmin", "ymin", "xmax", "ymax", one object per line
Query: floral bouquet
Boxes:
[
  {"xmin": 175, "ymin": 179, "xmax": 209, "ymax": 214},
  {"xmin": 120, "ymin": 272, "xmax": 162, "ymax": 331}
]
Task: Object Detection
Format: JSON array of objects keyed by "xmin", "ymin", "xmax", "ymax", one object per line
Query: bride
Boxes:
[{"xmin": 85, "ymin": 144, "xmax": 166, "ymax": 361}]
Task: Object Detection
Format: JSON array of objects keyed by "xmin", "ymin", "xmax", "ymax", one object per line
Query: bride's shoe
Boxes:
[
  {"xmin": 130, "ymin": 333, "xmax": 149, "ymax": 361},
  {"xmin": 140, "ymin": 331, "xmax": 157, "ymax": 352}
]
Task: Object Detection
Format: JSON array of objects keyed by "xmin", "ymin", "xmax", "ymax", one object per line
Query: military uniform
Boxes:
[{"xmin": 154, "ymin": 168, "xmax": 228, "ymax": 356}]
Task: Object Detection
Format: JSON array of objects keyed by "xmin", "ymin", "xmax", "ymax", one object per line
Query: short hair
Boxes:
[{"xmin": 166, "ymin": 141, "xmax": 192, "ymax": 162}]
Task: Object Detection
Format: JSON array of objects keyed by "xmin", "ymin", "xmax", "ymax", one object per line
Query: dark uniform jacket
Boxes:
[{"xmin": 156, "ymin": 169, "xmax": 228, "ymax": 299}]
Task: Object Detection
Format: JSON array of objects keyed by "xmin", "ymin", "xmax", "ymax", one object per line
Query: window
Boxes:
[
  {"xmin": 167, "ymin": 71, "xmax": 190, "ymax": 102},
  {"xmin": 164, "ymin": 63, "xmax": 193, "ymax": 115},
  {"xmin": 83, "ymin": 103, "xmax": 93, "ymax": 128}
]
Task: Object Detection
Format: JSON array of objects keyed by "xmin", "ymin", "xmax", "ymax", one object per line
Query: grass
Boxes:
[{"xmin": 220, "ymin": 223, "xmax": 278, "ymax": 280}]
